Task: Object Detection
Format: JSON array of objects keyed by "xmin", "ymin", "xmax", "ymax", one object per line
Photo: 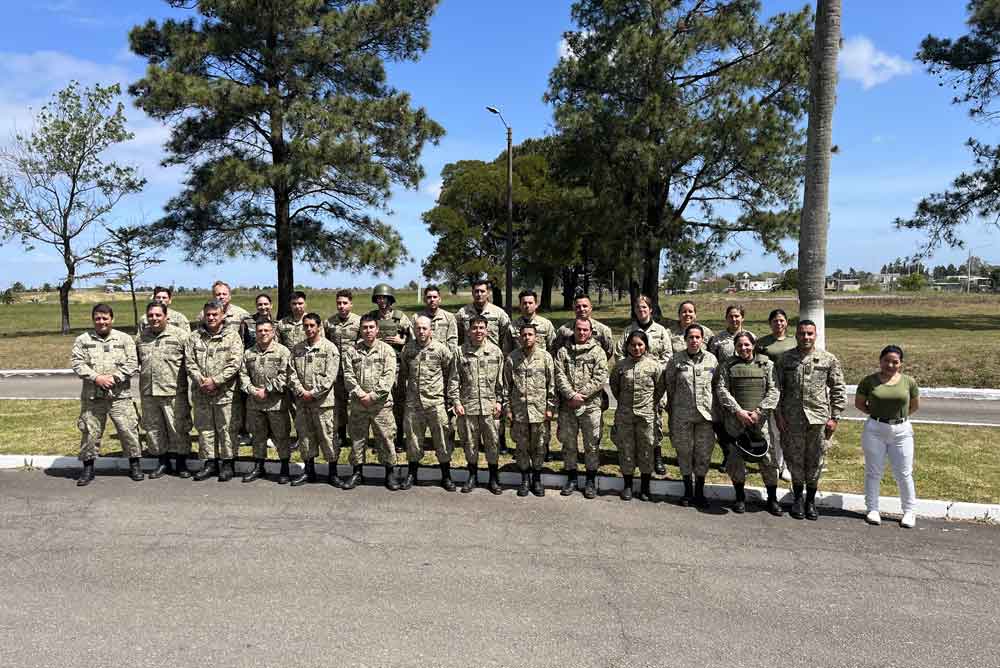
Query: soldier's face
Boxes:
[
  {"xmin": 770, "ymin": 313, "xmax": 787, "ymax": 336},
  {"xmin": 203, "ymin": 308, "xmax": 223, "ymax": 332},
  {"xmin": 520, "ymin": 295, "xmax": 537, "ymax": 317},
  {"xmin": 213, "ymin": 286, "xmax": 231, "ymax": 306},
  {"xmin": 635, "ymin": 301, "xmax": 652, "ymax": 322},
  {"xmin": 303, "ymin": 319, "xmax": 321, "ymax": 342},
  {"xmin": 415, "ymin": 320, "xmax": 432, "ymax": 344},
  {"xmin": 736, "ymin": 337, "xmax": 754, "ymax": 360},
  {"xmin": 519, "ymin": 328, "xmax": 536, "ymax": 350},
  {"xmin": 472, "ymin": 284, "xmax": 489, "ymax": 306},
  {"xmin": 256, "ymin": 298, "xmax": 272, "ymax": 316},
  {"xmin": 424, "ymin": 290, "xmax": 440, "ymax": 310},
  {"xmin": 678, "ymin": 303, "xmax": 696, "ymax": 326},
  {"xmin": 470, "ymin": 321, "xmax": 487, "ymax": 345},
  {"xmin": 796, "ymin": 325, "xmax": 816, "ymax": 351},
  {"xmin": 290, "ymin": 297, "xmax": 306, "ymax": 318},
  {"xmin": 361, "ymin": 321, "xmax": 378, "ymax": 343},
  {"xmin": 685, "ymin": 329, "xmax": 703, "ymax": 354},
  {"xmin": 92, "ymin": 311, "xmax": 113, "ymax": 336},
  {"xmin": 574, "ymin": 320, "xmax": 592, "ymax": 345},
  {"xmin": 153, "ymin": 291, "xmax": 172, "ymax": 306},
  {"xmin": 146, "ymin": 308, "xmax": 167, "ymax": 332},
  {"xmin": 256, "ymin": 323, "xmax": 274, "ymax": 347},
  {"xmin": 627, "ymin": 337, "xmax": 646, "ymax": 359},
  {"xmin": 726, "ymin": 309, "xmax": 744, "ymax": 332},
  {"xmin": 336, "ymin": 296, "xmax": 352, "ymax": 317},
  {"xmin": 374, "ymin": 295, "xmax": 390, "ymax": 312},
  {"xmin": 574, "ymin": 298, "xmax": 592, "ymax": 319}
]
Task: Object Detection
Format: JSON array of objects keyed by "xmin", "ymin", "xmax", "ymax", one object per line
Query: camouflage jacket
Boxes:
[
  {"xmin": 71, "ymin": 328, "xmax": 138, "ymax": 401},
  {"xmin": 184, "ymin": 325, "xmax": 244, "ymax": 404},
  {"xmin": 140, "ymin": 309, "xmax": 190, "ymax": 332},
  {"xmin": 552, "ymin": 317, "xmax": 614, "ymax": 360},
  {"xmin": 503, "ymin": 346, "xmax": 556, "ymax": 423},
  {"xmin": 418, "ymin": 308, "xmax": 459, "ymax": 348},
  {"xmin": 614, "ymin": 320, "xmax": 672, "ymax": 365},
  {"xmin": 197, "ymin": 303, "xmax": 250, "ymax": 337},
  {"xmin": 664, "ymin": 349, "xmax": 718, "ymax": 423},
  {"xmin": 715, "ymin": 354, "xmax": 779, "ymax": 439},
  {"xmin": 777, "ymin": 347, "xmax": 847, "ymax": 425},
  {"xmin": 365, "ymin": 308, "xmax": 413, "ymax": 354},
  {"xmin": 505, "ymin": 313, "xmax": 557, "ymax": 355},
  {"xmin": 400, "ymin": 339, "xmax": 458, "ymax": 409},
  {"xmin": 455, "ymin": 340, "xmax": 505, "ymax": 416},
  {"xmin": 324, "ymin": 312, "xmax": 362, "ymax": 357},
  {"xmin": 555, "ymin": 340, "xmax": 610, "ymax": 415},
  {"xmin": 136, "ymin": 324, "xmax": 189, "ymax": 397},
  {"xmin": 240, "ymin": 340, "xmax": 292, "ymax": 412},
  {"xmin": 288, "ymin": 337, "xmax": 341, "ymax": 409},
  {"xmin": 456, "ymin": 302, "xmax": 511, "ymax": 350},
  {"xmin": 342, "ymin": 339, "xmax": 397, "ymax": 408},
  {"xmin": 708, "ymin": 328, "xmax": 755, "ymax": 363},
  {"xmin": 276, "ymin": 316, "xmax": 307, "ymax": 350},
  {"xmin": 240, "ymin": 313, "xmax": 273, "ymax": 349},
  {"xmin": 668, "ymin": 322, "xmax": 714, "ymax": 355},
  {"xmin": 609, "ymin": 355, "xmax": 665, "ymax": 420}
]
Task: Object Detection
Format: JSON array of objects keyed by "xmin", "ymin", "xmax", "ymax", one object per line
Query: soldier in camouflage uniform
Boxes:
[
  {"xmin": 241, "ymin": 293, "xmax": 274, "ymax": 349},
  {"xmin": 668, "ymin": 300, "xmax": 714, "ymax": 355},
  {"xmin": 707, "ymin": 304, "xmax": 754, "ymax": 363},
  {"xmin": 277, "ymin": 290, "xmax": 308, "ymax": 349},
  {"xmin": 609, "ymin": 330, "xmax": 666, "ymax": 502},
  {"xmin": 503, "ymin": 323, "xmax": 556, "ymax": 498},
  {"xmin": 239, "ymin": 320, "xmax": 293, "ymax": 484},
  {"xmin": 342, "ymin": 314, "xmax": 399, "ymax": 490},
  {"xmin": 555, "ymin": 318, "xmax": 609, "ymax": 499},
  {"xmin": 776, "ymin": 320, "xmax": 847, "ymax": 521},
  {"xmin": 399, "ymin": 315, "xmax": 459, "ymax": 491},
  {"xmin": 366, "ymin": 284, "xmax": 412, "ymax": 452},
  {"xmin": 140, "ymin": 286, "xmax": 191, "ymax": 332},
  {"xmin": 325, "ymin": 289, "xmax": 362, "ymax": 447},
  {"xmin": 552, "ymin": 293, "xmax": 614, "ymax": 360},
  {"xmin": 504, "ymin": 289, "xmax": 556, "ymax": 354},
  {"xmin": 664, "ymin": 324, "xmax": 719, "ymax": 507},
  {"xmin": 197, "ymin": 281, "xmax": 251, "ymax": 440},
  {"xmin": 454, "ymin": 315, "xmax": 505, "ymax": 494},
  {"xmin": 715, "ymin": 331, "xmax": 782, "ymax": 515},
  {"xmin": 455, "ymin": 278, "xmax": 511, "ymax": 350},
  {"xmin": 71, "ymin": 303, "xmax": 143, "ymax": 486},
  {"xmin": 419, "ymin": 285, "xmax": 459, "ymax": 348},
  {"xmin": 136, "ymin": 301, "xmax": 191, "ymax": 480},
  {"xmin": 185, "ymin": 300, "xmax": 244, "ymax": 482},
  {"xmin": 288, "ymin": 314, "xmax": 345, "ymax": 487}
]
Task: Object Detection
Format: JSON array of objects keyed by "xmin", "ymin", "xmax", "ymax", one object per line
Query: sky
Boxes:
[{"xmin": 0, "ymin": 0, "xmax": 995, "ymax": 291}]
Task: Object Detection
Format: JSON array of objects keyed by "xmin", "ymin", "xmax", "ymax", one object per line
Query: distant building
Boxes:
[
  {"xmin": 933, "ymin": 276, "xmax": 994, "ymax": 293},
  {"xmin": 825, "ymin": 278, "xmax": 861, "ymax": 292}
]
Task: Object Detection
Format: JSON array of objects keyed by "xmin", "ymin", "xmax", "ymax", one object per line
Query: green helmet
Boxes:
[{"xmin": 371, "ymin": 283, "xmax": 396, "ymax": 305}]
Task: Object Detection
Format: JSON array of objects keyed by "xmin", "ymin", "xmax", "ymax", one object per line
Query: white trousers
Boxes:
[
  {"xmin": 767, "ymin": 412, "xmax": 785, "ymax": 471},
  {"xmin": 861, "ymin": 418, "xmax": 916, "ymax": 513}
]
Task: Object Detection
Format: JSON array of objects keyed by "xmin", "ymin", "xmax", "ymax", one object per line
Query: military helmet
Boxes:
[
  {"xmin": 371, "ymin": 283, "xmax": 396, "ymax": 305},
  {"xmin": 734, "ymin": 430, "xmax": 769, "ymax": 463}
]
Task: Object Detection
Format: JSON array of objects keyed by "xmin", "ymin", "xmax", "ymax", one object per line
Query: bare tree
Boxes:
[{"xmin": 94, "ymin": 223, "xmax": 165, "ymax": 333}]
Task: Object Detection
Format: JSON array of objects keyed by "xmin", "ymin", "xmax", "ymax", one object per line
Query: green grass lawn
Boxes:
[{"xmin": 4, "ymin": 400, "xmax": 997, "ymax": 504}]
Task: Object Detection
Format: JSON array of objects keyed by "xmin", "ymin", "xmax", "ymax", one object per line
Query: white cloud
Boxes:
[
  {"xmin": 840, "ymin": 36, "xmax": 914, "ymax": 90},
  {"xmin": 422, "ymin": 179, "xmax": 442, "ymax": 200},
  {"xmin": 558, "ymin": 37, "xmax": 572, "ymax": 60}
]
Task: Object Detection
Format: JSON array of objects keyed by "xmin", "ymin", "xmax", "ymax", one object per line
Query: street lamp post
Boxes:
[{"xmin": 487, "ymin": 105, "xmax": 513, "ymax": 314}]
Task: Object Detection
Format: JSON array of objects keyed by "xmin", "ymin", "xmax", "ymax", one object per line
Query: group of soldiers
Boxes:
[{"xmin": 70, "ymin": 279, "xmax": 847, "ymax": 520}]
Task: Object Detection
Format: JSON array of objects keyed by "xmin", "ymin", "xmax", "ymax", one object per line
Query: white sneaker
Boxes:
[
  {"xmin": 865, "ymin": 510, "xmax": 881, "ymax": 526},
  {"xmin": 900, "ymin": 512, "xmax": 916, "ymax": 528}
]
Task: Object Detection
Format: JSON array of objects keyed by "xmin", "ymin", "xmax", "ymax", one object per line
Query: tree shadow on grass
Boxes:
[{"xmin": 826, "ymin": 312, "xmax": 1000, "ymax": 333}]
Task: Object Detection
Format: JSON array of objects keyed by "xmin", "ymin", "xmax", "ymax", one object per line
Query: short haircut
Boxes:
[
  {"xmin": 574, "ymin": 317, "xmax": 592, "ymax": 330},
  {"xmin": 733, "ymin": 331, "xmax": 756, "ymax": 347},
  {"xmin": 768, "ymin": 308, "xmax": 788, "ymax": 322},
  {"xmin": 360, "ymin": 313, "xmax": 378, "ymax": 325},
  {"xmin": 469, "ymin": 315, "xmax": 488, "ymax": 328},
  {"xmin": 725, "ymin": 303, "xmax": 746, "ymax": 318},
  {"xmin": 255, "ymin": 319, "xmax": 274, "ymax": 330},
  {"xmin": 626, "ymin": 329, "xmax": 649, "ymax": 349},
  {"xmin": 336, "ymin": 289, "xmax": 353, "ymax": 300},
  {"xmin": 880, "ymin": 344, "xmax": 904, "ymax": 360},
  {"xmin": 414, "ymin": 314, "xmax": 432, "ymax": 328},
  {"xmin": 518, "ymin": 289, "xmax": 538, "ymax": 302},
  {"xmin": 684, "ymin": 323, "xmax": 705, "ymax": 339},
  {"xmin": 255, "ymin": 293, "xmax": 272, "ymax": 304},
  {"xmin": 203, "ymin": 300, "xmax": 224, "ymax": 313},
  {"xmin": 424, "ymin": 284, "xmax": 441, "ymax": 295},
  {"xmin": 303, "ymin": 313, "xmax": 322, "ymax": 327},
  {"xmin": 212, "ymin": 280, "xmax": 231, "ymax": 291},
  {"xmin": 145, "ymin": 301, "xmax": 167, "ymax": 315},
  {"xmin": 677, "ymin": 300, "xmax": 696, "ymax": 314},
  {"xmin": 797, "ymin": 319, "xmax": 816, "ymax": 331},
  {"xmin": 471, "ymin": 278, "xmax": 490, "ymax": 290},
  {"xmin": 153, "ymin": 286, "xmax": 172, "ymax": 298},
  {"xmin": 574, "ymin": 293, "xmax": 591, "ymax": 303},
  {"xmin": 519, "ymin": 322, "xmax": 537, "ymax": 332},
  {"xmin": 291, "ymin": 291, "xmax": 306, "ymax": 302},
  {"xmin": 92, "ymin": 303, "xmax": 114, "ymax": 318}
]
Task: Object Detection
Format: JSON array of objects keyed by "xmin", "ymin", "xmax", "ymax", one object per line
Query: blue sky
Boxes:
[{"xmin": 0, "ymin": 0, "xmax": 995, "ymax": 291}]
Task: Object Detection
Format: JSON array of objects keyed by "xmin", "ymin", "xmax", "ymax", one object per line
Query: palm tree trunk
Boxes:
[{"xmin": 798, "ymin": 0, "xmax": 841, "ymax": 350}]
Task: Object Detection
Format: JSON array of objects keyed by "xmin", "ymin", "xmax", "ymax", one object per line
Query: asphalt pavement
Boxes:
[{"xmin": 0, "ymin": 470, "xmax": 997, "ymax": 668}]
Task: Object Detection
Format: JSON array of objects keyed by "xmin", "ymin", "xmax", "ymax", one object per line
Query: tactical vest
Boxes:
[
  {"xmin": 376, "ymin": 313, "xmax": 405, "ymax": 351},
  {"xmin": 727, "ymin": 357, "xmax": 767, "ymax": 411}
]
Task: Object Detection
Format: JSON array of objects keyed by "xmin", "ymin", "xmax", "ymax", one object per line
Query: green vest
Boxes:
[
  {"xmin": 376, "ymin": 313, "xmax": 405, "ymax": 352},
  {"xmin": 727, "ymin": 356, "xmax": 767, "ymax": 411}
]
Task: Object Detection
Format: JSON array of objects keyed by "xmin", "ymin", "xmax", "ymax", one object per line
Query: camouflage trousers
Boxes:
[
  {"xmin": 458, "ymin": 413, "xmax": 499, "ymax": 466},
  {"xmin": 295, "ymin": 403, "xmax": 346, "ymax": 464},
  {"xmin": 140, "ymin": 394, "xmax": 191, "ymax": 456},
  {"xmin": 512, "ymin": 421, "xmax": 548, "ymax": 471},
  {"xmin": 192, "ymin": 397, "xmax": 235, "ymax": 460},
  {"xmin": 78, "ymin": 397, "xmax": 141, "ymax": 461},
  {"xmin": 726, "ymin": 424, "xmax": 779, "ymax": 486},
  {"xmin": 782, "ymin": 416, "xmax": 829, "ymax": 485},
  {"xmin": 404, "ymin": 403, "xmax": 451, "ymax": 464},
  {"xmin": 349, "ymin": 401, "xmax": 397, "ymax": 466},
  {"xmin": 249, "ymin": 407, "xmax": 292, "ymax": 460},
  {"xmin": 671, "ymin": 417, "xmax": 715, "ymax": 477},
  {"xmin": 612, "ymin": 413, "xmax": 655, "ymax": 476},
  {"xmin": 558, "ymin": 404, "xmax": 603, "ymax": 472}
]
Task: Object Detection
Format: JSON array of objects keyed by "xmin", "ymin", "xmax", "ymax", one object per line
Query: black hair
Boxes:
[
  {"xmin": 92, "ymin": 303, "xmax": 114, "ymax": 318},
  {"xmin": 768, "ymin": 308, "xmax": 787, "ymax": 322},
  {"xmin": 880, "ymin": 345, "xmax": 904, "ymax": 361},
  {"xmin": 626, "ymin": 329, "xmax": 649, "ymax": 350},
  {"xmin": 302, "ymin": 313, "xmax": 322, "ymax": 327},
  {"xmin": 360, "ymin": 313, "xmax": 378, "ymax": 325},
  {"xmin": 291, "ymin": 291, "xmax": 306, "ymax": 301},
  {"xmin": 684, "ymin": 323, "xmax": 705, "ymax": 339},
  {"xmin": 145, "ymin": 301, "xmax": 166, "ymax": 315}
]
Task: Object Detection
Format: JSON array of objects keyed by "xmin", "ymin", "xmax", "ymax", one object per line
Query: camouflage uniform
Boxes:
[
  {"xmin": 614, "ymin": 320, "xmax": 672, "ymax": 364},
  {"xmin": 240, "ymin": 312, "xmax": 273, "ymax": 350},
  {"xmin": 198, "ymin": 302, "xmax": 251, "ymax": 432},
  {"xmin": 185, "ymin": 325, "xmax": 244, "ymax": 460},
  {"xmin": 324, "ymin": 312, "xmax": 362, "ymax": 434},
  {"xmin": 419, "ymin": 308, "xmax": 459, "ymax": 349},
  {"xmin": 276, "ymin": 316, "xmax": 307, "ymax": 350},
  {"xmin": 240, "ymin": 339, "xmax": 292, "ymax": 460},
  {"xmin": 288, "ymin": 337, "xmax": 343, "ymax": 464},
  {"xmin": 455, "ymin": 339, "xmax": 505, "ymax": 466},
  {"xmin": 366, "ymin": 307, "xmax": 413, "ymax": 445},
  {"xmin": 505, "ymin": 314, "xmax": 557, "ymax": 354},
  {"xmin": 503, "ymin": 347, "xmax": 556, "ymax": 470},
  {"xmin": 552, "ymin": 318, "xmax": 614, "ymax": 360},
  {"xmin": 455, "ymin": 302, "xmax": 511, "ymax": 350},
  {"xmin": 668, "ymin": 323, "xmax": 714, "ymax": 355},
  {"xmin": 776, "ymin": 347, "xmax": 847, "ymax": 485},
  {"xmin": 141, "ymin": 309, "xmax": 191, "ymax": 332},
  {"xmin": 664, "ymin": 349, "xmax": 718, "ymax": 477},
  {"xmin": 400, "ymin": 339, "xmax": 458, "ymax": 464},
  {"xmin": 342, "ymin": 338, "xmax": 398, "ymax": 465},
  {"xmin": 136, "ymin": 324, "xmax": 191, "ymax": 456},
  {"xmin": 555, "ymin": 340, "xmax": 609, "ymax": 472},
  {"xmin": 71, "ymin": 329, "xmax": 142, "ymax": 460},
  {"xmin": 715, "ymin": 354, "xmax": 780, "ymax": 485},
  {"xmin": 708, "ymin": 328, "xmax": 756, "ymax": 364},
  {"xmin": 609, "ymin": 355, "xmax": 665, "ymax": 475},
  {"xmin": 197, "ymin": 303, "xmax": 251, "ymax": 336}
]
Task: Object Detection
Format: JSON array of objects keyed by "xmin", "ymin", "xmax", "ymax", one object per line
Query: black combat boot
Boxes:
[
  {"xmin": 385, "ymin": 466, "xmax": 400, "ymax": 491},
  {"xmin": 653, "ymin": 447, "xmax": 666, "ymax": 476},
  {"xmin": 516, "ymin": 470, "xmax": 530, "ymax": 497},
  {"xmin": 637, "ymin": 474, "xmax": 652, "ymax": 502},
  {"xmin": 560, "ymin": 470, "xmax": 578, "ymax": 496},
  {"xmin": 487, "ymin": 464, "xmax": 502, "ymax": 495},
  {"xmin": 805, "ymin": 486, "xmax": 819, "ymax": 520},
  {"xmin": 77, "ymin": 459, "xmax": 95, "ymax": 487},
  {"xmin": 148, "ymin": 455, "xmax": 171, "ymax": 479},
  {"xmin": 462, "ymin": 465, "xmax": 478, "ymax": 493},
  {"xmin": 277, "ymin": 459, "xmax": 291, "ymax": 485},
  {"xmin": 732, "ymin": 482, "xmax": 746, "ymax": 514},
  {"xmin": 620, "ymin": 475, "xmax": 633, "ymax": 501},
  {"xmin": 789, "ymin": 483, "xmax": 805, "ymax": 519},
  {"xmin": 128, "ymin": 457, "xmax": 145, "ymax": 481},
  {"xmin": 694, "ymin": 476, "xmax": 708, "ymax": 508},
  {"xmin": 193, "ymin": 459, "xmax": 218, "ymax": 481},
  {"xmin": 327, "ymin": 463, "xmax": 344, "ymax": 488},
  {"xmin": 680, "ymin": 475, "xmax": 694, "ymax": 507},
  {"xmin": 531, "ymin": 469, "xmax": 545, "ymax": 497},
  {"xmin": 175, "ymin": 455, "xmax": 191, "ymax": 478},
  {"xmin": 217, "ymin": 459, "xmax": 234, "ymax": 482},
  {"xmin": 440, "ymin": 463, "xmax": 456, "ymax": 492},
  {"xmin": 583, "ymin": 470, "xmax": 597, "ymax": 499},
  {"xmin": 400, "ymin": 462, "xmax": 418, "ymax": 490},
  {"xmin": 765, "ymin": 485, "xmax": 783, "ymax": 516},
  {"xmin": 342, "ymin": 464, "xmax": 363, "ymax": 490},
  {"xmin": 242, "ymin": 458, "xmax": 265, "ymax": 483},
  {"xmin": 291, "ymin": 458, "xmax": 315, "ymax": 486}
]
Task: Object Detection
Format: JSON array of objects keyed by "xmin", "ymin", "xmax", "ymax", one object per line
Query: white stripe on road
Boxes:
[{"xmin": 840, "ymin": 416, "xmax": 1000, "ymax": 428}]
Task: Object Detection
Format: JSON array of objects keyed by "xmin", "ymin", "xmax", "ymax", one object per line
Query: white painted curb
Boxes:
[
  {"xmin": 2, "ymin": 454, "xmax": 996, "ymax": 524},
  {"xmin": 0, "ymin": 369, "xmax": 75, "ymax": 377}
]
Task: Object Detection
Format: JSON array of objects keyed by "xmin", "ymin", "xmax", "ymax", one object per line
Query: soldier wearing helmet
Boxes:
[{"xmin": 366, "ymin": 284, "xmax": 413, "ymax": 451}]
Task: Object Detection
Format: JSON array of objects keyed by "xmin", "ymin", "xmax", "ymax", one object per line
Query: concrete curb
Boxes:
[
  {"xmin": 3, "ymin": 454, "xmax": 996, "ymax": 523},
  {"xmin": 0, "ymin": 369, "xmax": 75, "ymax": 377}
]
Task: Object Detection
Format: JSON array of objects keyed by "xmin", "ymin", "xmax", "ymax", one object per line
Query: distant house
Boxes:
[
  {"xmin": 877, "ymin": 273, "xmax": 900, "ymax": 290},
  {"xmin": 825, "ymin": 277, "xmax": 861, "ymax": 292},
  {"xmin": 734, "ymin": 275, "xmax": 776, "ymax": 292},
  {"xmin": 934, "ymin": 275, "xmax": 994, "ymax": 293}
]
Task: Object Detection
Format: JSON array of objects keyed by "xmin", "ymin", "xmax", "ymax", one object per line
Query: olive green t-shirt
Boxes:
[
  {"xmin": 857, "ymin": 373, "xmax": 919, "ymax": 420},
  {"xmin": 755, "ymin": 334, "xmax": 797, "ymax": 365}
]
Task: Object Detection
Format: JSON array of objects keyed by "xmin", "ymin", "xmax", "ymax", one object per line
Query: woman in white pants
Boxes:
[{"xmin": 854, "ymin": 345, "xmax": 919, "ymax": 528}]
